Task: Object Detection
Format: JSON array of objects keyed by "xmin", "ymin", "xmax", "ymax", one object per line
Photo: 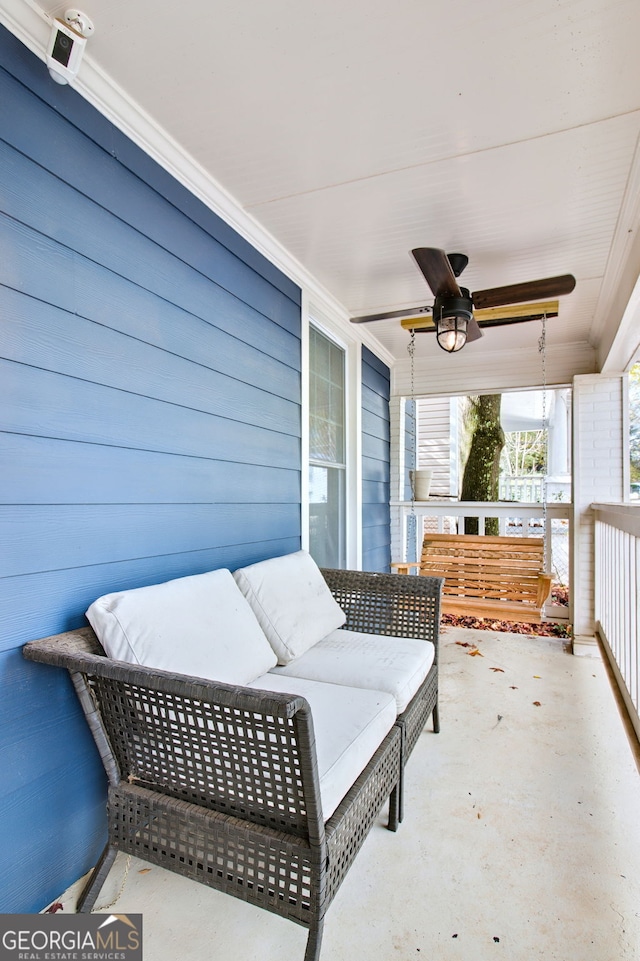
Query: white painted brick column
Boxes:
[{"xmin": 572, "ymin": 373, "xmax": 626, "ymax": 648}]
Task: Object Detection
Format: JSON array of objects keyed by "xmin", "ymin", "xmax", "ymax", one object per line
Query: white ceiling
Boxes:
[{"xmin": 6, "ymin": 0, "xmax": 640, "ymax": 372}]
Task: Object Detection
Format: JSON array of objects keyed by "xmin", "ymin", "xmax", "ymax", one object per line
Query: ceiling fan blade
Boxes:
[
  {"xmin": 472, "ymin": 274, "xmax": 575, "ymax": 310},
  {"xmin": 350, "ymin": 305, "xmax": 431, "ymax": 323},
  {"xmin": 466, "ymin": 316, "xmax": 484, "ymax": 343},
  {"xmin": 411, "ymin": 248, "xmax": 462, "ymax": 298}
]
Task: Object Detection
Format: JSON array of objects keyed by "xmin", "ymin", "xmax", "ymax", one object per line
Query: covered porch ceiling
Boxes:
[{"xmin": 5, "ymin": 0, "xmax": 640, "ymax": 376}]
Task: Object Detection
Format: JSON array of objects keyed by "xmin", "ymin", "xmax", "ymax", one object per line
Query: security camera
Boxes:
[{"xmin": 46, "ymin": 11, "xmax": 94, "ymax": 85}]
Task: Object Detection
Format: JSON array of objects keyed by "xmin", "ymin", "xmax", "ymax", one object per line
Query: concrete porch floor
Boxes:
[{"xmin": 59, "ymin": 626, "xmax": 640, "ymax": 960}]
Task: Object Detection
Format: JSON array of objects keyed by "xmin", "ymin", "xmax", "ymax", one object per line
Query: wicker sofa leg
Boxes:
[
  {"xmin": 304, "ymin": 919, "xmax": 324, "ymax": 961},
  {"xmin": 432, "ymin": 702, "xmax": 440, "ymax": 734},
  {"xmin": 388, "ymin": 784, "xmax": 400, "ymax": 832},
  {"xmin": 76, "ymin": 844, "xmax": 118, "ymax": 913}
]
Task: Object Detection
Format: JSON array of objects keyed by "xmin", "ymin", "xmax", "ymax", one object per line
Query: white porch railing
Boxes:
[
  {"xmin": 393, "ymin": 500, "xmax": 572, "ymax": 622},
  {"xmin": 594, "ymin": 503, "xmax": 640, "ymax": 743},
  {"xmin": 499, "ymin": 475, "xmax": 544, "ymax": 502}
]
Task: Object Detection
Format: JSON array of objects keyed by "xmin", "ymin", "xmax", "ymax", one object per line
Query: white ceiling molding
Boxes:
[
  {"xmin": 599, "ymin": 271, "xmax": 640, "ymax": 373},
  {"xmin": 0, "ymin": 0, "xmax": 395, "ymax": 371},
  {"xmin": 592, "ymin": 128, "xmax": 640, "ymax": 369},
  {"xmin": 391, "ymin": 341, "xmax": 596, "ymax": 398}
]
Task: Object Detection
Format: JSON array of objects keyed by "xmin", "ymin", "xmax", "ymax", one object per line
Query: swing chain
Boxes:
[{"xmin": 538, "ymin": 314, "xmax": 548, "ymax": 553}]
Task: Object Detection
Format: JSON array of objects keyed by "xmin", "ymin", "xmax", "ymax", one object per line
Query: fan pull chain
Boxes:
[{"xmin": 538, "ymin": 314, "xmax": 548, "ymax": 557}]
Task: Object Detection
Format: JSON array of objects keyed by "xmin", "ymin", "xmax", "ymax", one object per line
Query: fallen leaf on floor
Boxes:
[
  {"xmin": 477, "ymin": 812, "xmax": 482, "ymax": 819},
  {"xmin": 533, "ymin": 675, "xmax": 542, "ymax": 679},
  {"xmin": 509, "ymin": 685, "xmax": 518, "ymax": 689},
  {"xmin": 138, "ymin": 868, "xmax": 152, "ymax": 874},
  {"xmin": 468, "ymin": 648, "xmax": 484, "ymax": 657},
  {"xmin": 455, "ymin": 641, "xmax": 474, "ymax": 647},
  {"xmin": 442, "ymin": 612, "xmax": 571, "ymax": 638},
  {"xmin": 45, "ymin": 903, "xmax": 64, "ymax": 914},
  {"xmin": 533, "ymin": 701, "xmax": 542, "ymax": 706},
  {"xmin": 490, "ymin": 667, "xmax": 505, "ymax": 672}
]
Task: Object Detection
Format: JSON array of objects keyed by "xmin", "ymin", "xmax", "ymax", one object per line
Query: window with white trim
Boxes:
[{"xmin": 308, "ymin": 325, "xmax": 346, "ymax": 567}]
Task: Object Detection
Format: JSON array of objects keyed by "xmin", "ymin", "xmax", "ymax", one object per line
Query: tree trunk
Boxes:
[{"xmin": 461, "ymin": 395, "xmax": 505, "ymax": 534}]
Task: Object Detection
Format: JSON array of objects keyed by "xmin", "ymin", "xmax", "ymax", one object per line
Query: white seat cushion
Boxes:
[
  {"xmin": 247, "ymin": 673, "xmax": 396, "ymax": 820},
  {"xmin": 270, "ymin": 628, "xmax": 435, "ymax": 714},
  {"xmin": 233, "ymin": 550, "xmax": 346, "ymax": 665},
  {"xmin": 86, "ymin": 569, "xmax": 277, "ymax": 686}
]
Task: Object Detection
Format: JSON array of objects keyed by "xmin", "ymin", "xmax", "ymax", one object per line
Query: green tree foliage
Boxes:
[{"xmin": 460, "ymin": 394, "xmax": 505, "ymax": 534}]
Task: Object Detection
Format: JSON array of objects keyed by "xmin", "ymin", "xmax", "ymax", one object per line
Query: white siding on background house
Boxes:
[{"xmin": 417, "ymin": 397, "xmax": 457, "ymax": 496}]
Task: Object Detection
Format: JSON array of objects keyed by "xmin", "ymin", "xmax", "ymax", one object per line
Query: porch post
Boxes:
[{"xmin": 572, "ymin": 373, "xmax": 626, "ymax": 653}]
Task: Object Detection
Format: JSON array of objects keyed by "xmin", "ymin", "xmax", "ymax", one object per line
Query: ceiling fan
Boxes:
[{"xmin": 351, "ymin": 248, "xmax": 576, "ymax": 352}]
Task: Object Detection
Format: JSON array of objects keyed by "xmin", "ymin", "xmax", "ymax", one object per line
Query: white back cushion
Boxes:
[
  {"xmin": 86, "ymin": 569, "xmax": 277, "ymax": 685},
  {"xmin": 233, "ymin": 551, "xmax": 346, "ymax": 664}
]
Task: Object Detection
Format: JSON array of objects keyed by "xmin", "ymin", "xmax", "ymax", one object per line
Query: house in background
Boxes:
[
  {"xmin": 415, "ymin": 389, "xmax": 572, "ymax": 504},
  {"xmin": 1, "ymin": 0, "xmax": 640, "ymax": 918}
]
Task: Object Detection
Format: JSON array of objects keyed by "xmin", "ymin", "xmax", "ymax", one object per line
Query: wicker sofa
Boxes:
[{"xmin": 23, "ymin": 554, "xmax": 442, "ymax": 961}]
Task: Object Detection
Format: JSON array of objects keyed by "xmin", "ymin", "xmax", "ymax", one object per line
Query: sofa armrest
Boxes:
[
  {"xmin": 24, "ymin": 629, "xmax": 324, "ymax": 839},
  {"xmin": 320, "ymin": 568, "xmax": 443, "ymax": 649}
]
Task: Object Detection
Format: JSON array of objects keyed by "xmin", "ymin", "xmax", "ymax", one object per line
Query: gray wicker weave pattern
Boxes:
[
  {"xmin": 320, "ymin": 568, "xmax": 442, "ymax": 646},
  {"xmin": 90, "ymin": 675, "xmax": 315, "ymax": 836}
]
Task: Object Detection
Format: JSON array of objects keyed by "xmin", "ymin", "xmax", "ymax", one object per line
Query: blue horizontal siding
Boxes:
[
  {"xmin": 362, "ymin": 406, "xmax": 391, "ymax": 443},
  {"xmin": 361, "ymin": 348, "xmax": 391, "ymax": 572},
  {"xmin": 1, "ymin": 142, "xmax": 300, "ymax": 354},
  {"xmin": 362, "ymin": 545, "xmax": 393, "ymax": 571},
  {"xmin": 362, "ymin": 478, "xmax": 390, "ymax": 505},
  {"xmin": 2, "ymin": 215, "xmax": 300, "ymax": 399},
  {"xmin": 0, "ymin": 24, "xmax": 302, "ymax": 913},
  {"xmin": 0, "ymin": 434, "xmax": 299, "ymax": 505},
  {"xmin": 2, "ymin": 286, "xmax": 299, "ymax": 434},
  {"xmin": 1, "ymin": 360, "xmax": 299, "ymax": 468},
  {"xmin": 362, "ymin": 454, "xmax": 390, "ymax": 484},
  {"xmin": 1, "ymin": 504, "xmax": 300, "ymax": 580},
  {"xmin": 362, "ymin": 433, "xmax": 392, "ymax": 465},
  {"xmin": 361, "ymin": 385, "xmax": 390, "ymax": 419}
]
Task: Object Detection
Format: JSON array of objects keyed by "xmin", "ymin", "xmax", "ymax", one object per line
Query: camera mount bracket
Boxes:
[{"xmin": 63, "ymin": 9, "xmax": 94, "ymax": 39}]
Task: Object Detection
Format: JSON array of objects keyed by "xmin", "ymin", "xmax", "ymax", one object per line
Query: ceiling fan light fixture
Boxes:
[
  {"xmin": 436, "ymin": 315, "xmax": 468, "ymax": 352},
  {"xmin": 434, "ymin": 292, "xmax": 473, "ymax": 352}
]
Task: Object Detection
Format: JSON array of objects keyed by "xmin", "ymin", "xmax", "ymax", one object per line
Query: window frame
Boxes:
[{"xmin": 302, "ymin": 295, "xmax": 362, "ymax": 569}]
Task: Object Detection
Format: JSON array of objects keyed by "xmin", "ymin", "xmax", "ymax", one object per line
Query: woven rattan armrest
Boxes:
[
  {"xmin": 24, "ymin": 628, "xmax": 307, "ymax": 720},
  {"xmin": 320, "ymin": 568, "xmax": 443, "ymax": 648}
]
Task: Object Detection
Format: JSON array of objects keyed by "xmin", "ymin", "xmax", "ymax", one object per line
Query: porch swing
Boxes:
[{"xmin": 393, "ymin": 322, "xmax": 554, "ymax": 624}]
